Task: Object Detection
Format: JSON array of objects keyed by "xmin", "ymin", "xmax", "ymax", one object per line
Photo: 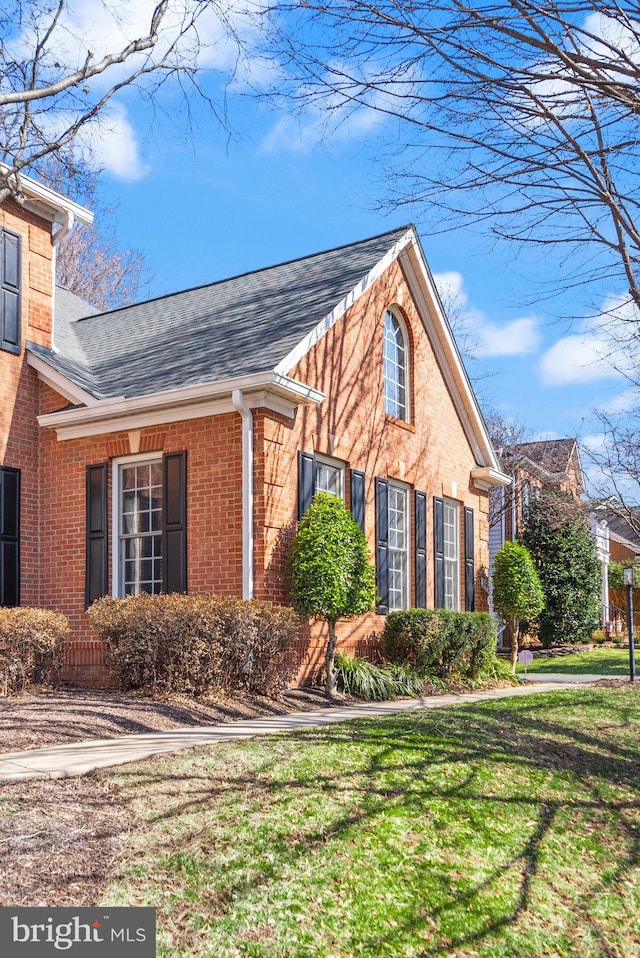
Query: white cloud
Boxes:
[
  {"xmin": 41, "ymin": 104, "xmax": 149, "ymax": 181},
  {"xmin": 599, "ymin": 388, "xmax": 639, "ymax": 415},
  {"xmin": 261, "ymin": 96, "xmax": 387, "ymax": 154},
  {"xmin": 475, "ymin": 316, "xmax": 540, "ymax": 357},
  {"xmin": 539, "ymin": 293, "xmax": 640, "ymax": 386},
  {"xmin": 433, "ymin": 271, "xmax": 541, "ymax": 358}
]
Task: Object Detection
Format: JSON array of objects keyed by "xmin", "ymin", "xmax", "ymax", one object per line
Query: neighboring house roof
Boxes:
[
  {"xmin": 33, "ymin": 227, "xmax": 411, "ymax": 400},
  {"xmin": 501, "ymin": 438, "xmax": 584, "ymax": 494},
  {"xmin": 591, "ymin": 500, "xmax": 640, "ymax": 551},
  {"xmin": 503, "ymin": 438, "xmax": 577, "ymax": 475}
]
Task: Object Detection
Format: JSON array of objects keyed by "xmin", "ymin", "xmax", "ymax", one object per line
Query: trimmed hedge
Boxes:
[
  {"xmin": 383, "ymin": 608, "xmax": 497, "ymax": 680},
  {"xmin": 0, "ymin": 607, "xmax": 68, "ymax": 695},
  {"xmin": 87, "ymin": 593, "xmax": 298, "ymax": 697}
]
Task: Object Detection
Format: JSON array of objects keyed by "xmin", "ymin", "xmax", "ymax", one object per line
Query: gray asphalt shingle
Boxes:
[{"xmin": 37, "ymin": 226, "xmax": 411, "ymax": 400}]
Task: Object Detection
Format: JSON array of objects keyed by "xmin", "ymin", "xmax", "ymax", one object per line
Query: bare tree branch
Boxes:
[
  {"xmin": 0, "ymin": 0, "xmax": 247, "ymax": 202},
  {"xmin": 262, "ymin": 1, "xmax": 640, "ymax": 315}
]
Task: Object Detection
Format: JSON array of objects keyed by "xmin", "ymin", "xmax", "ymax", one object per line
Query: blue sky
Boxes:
[{"xmin": 42, "ymin": 1, "xmax": 632, "ymax": 489}]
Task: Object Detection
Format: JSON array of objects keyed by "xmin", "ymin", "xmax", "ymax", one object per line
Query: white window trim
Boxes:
[
  {"xmin": 383, "ymin": 307, "xmax": 411, "ymax": 423},
  {"xmin": 443, "ymin": 497, "xmax": 460, "ymax": 611},
  {"xmin": 314, "ymin": 453, "xmax": 345, "ymax": 500},
  {"xmin": 111, "ymin": 452, "xmax": 163, "ymax": 598},
  {"xmin": 388, "ymin": 479, "xmax": 411, "ymax": 611}
]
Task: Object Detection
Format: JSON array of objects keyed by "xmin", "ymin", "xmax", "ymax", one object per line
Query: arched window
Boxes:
[{"xmin": 383, "ymin": 309, "xmax": 409, "ymax": 421}]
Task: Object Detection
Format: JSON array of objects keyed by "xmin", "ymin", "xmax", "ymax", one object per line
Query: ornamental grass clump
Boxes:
[
  {"xmin": 334, "ymin": 653, "xmax": 424, "ymax": 700},
  {"xmin": 0, "ymin": 607, "xmax": 68, "ymax": 695}
]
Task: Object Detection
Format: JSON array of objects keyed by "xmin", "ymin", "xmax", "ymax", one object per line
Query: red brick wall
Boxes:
[
  {"xmin": 253, "ymin": 257, "xmax": 491, "ymax": 681},
  {"xmin": 38, "ymin": 409, "xmax": 243, "ymax": 685},
  {"xmin": 29, "ymin": 238, "xmax": 492, "ymax": 688},
  {"xmin": 0, "ymin": 201, "xmax": 55, "ymax": 608}
]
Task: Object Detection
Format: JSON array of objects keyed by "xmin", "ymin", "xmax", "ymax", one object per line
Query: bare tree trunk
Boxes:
[
  {"xmin": 511, "ymin": 619, "xmax": 519, "ymax": 675},
  {"xmin": 325, "ymin": 619, "xmax": 338, "ymax": 697}
]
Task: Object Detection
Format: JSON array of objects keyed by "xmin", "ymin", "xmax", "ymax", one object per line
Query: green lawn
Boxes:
[
  {"xmin": 101, "ymin": 687, "xmax": 640, "ymax": 957},
  {"xmin": 516, "ymin": 648, "xmax": 634, "ymax": 675}
]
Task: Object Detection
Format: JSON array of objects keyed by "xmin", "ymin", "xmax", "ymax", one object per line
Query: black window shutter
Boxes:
[
  {"xmin": 434, "ymin": 496, "xmax": 445, "ymax": 609},
  {"xmin": 465, "ymin": 506, "xmax": 475, "ymax": 612},
  {"xmin": 0, "ymin": 467, "xmax": 20, "ymax": 606},
  {"xmin": 350, "ymin": 469, "xmax": 366, "ymax": 533},
  {"xmin": 163, "ymin": 451, "xmax": 187, "ymax": 594},
  {"xmin": 415, "ymin": 490, "xmax": 427, "ymax": 609},
  {"xmin": 375, "ymin": 477, "xmax": 389, "ymax": 614},
  {"xmin": 85, "ymin": 464, "xmax": 107, "ymax": 608},
  {"xmin": 1, "ymin": 230, "xmax": 21, "ymax": 355},
  {"xmin": 298, "ymin": 451, "xmax": 315, "ymax": 520}
]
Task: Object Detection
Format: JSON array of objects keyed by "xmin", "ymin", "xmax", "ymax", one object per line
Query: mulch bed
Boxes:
[
  {"xmin": 0, "ymin": 685, "xmax": 338, "ymax": 907},
  {"xmin": 0, "ymin": 686, "xmax": 335, "ymax": 754}
]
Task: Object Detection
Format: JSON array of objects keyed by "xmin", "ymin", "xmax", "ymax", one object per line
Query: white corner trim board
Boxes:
[{"xmin": 232, "ymin": 389, "xmax": 255, "ymax": 601}]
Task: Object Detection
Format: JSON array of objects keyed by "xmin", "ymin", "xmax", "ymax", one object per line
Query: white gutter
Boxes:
[
  {"xmin": 0, "ymin": 163, "xmax": 93, "ymax": 226},
  {"xmin": 52, "ymin": 208, "xmax": 74, "ymax": 246},
  {"xmin": 232, "ymin": 389, "xmax": 254, "ymax": 600},
  {"xmin": 35, "ymin": 368, "xmax": 324, "ymax": 439}
]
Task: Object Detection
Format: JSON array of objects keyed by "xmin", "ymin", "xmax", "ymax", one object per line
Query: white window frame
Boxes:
[
  {"xmin": 443, "ymin": 498, "xmax": 460, "ymax": 611},
  {"xmin": 388, "ymin": 480, "xmax": 411, "ymax": 611},
  {"xmin": 383, "ymin": 308, "xmax": 411, "ymax": 422},
  {"xmin": 314, "ymin": 454, "xmax": 345, "ymax": 500},
  {"xmin": 111, "ymin": 453, "xmax": 163, "ymax": 598}
]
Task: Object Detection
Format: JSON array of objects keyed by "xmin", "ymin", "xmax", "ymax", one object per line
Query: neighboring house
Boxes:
[
  {"xmin": 1, "ymin": 174, "xmax": 510, "ymax": 686},
  {"xmin": 489, "ymin": 438, "xmax": 612, "ymax": 639}
]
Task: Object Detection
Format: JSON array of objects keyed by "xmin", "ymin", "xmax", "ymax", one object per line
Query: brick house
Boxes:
[
  {"xmin": 1, "ymin": 175, "xmax": 510, "ymax": 686},
  {"xmin": 488, "ymin": 439, "xmax": 612, "ymax": 639}
]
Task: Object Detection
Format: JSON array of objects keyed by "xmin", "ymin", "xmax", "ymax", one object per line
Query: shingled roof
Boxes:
[
  {"xmin": 504, "ymin": 439, "xmax": 578, "ymax": 475},
  {"xmin": 31, "ymin": 226, "xmax": 411, "ymax": 400}
]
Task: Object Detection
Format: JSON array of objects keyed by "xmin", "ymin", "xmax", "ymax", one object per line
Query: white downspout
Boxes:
[
  {"xmin": 232, "ymin": 389, "xmax": 254, "ymax": 600},
  {"xmin": 50, "ymin": 210, "xmax": 74, "ymax": 354}
]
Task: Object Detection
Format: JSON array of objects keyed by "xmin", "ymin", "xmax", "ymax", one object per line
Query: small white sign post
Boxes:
[{"xmin": 518, "ymin": 649, "xmax": 534, "ymax": 678}]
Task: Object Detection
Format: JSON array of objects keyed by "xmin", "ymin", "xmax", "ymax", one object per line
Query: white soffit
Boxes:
[{"xmin": 36, "ymin": 370, "xmax": 324, "ymax": 440}]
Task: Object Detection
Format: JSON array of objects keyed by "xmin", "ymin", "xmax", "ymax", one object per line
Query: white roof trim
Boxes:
[
  {"xmin": 276, "ymin": 225, "xmax": 502, "ymax": 472},
  {"xmin": 27, "ymin": 351, "xmax": 100, "ymax": 407},
  {"xmin": 274, "ymin": 228, "xmax": 415, "ymax": 376},
  {"xmin": 1, "ymin": 163, "xmax": 93, "ymax": 225},
  {"xmin": 399, "ymin": 240, "xmax": 502, "ymax": 472},
  {"xmin": 471, "ymin": 466, "xmax": 512, "ymax": 491},
  {"xmin": 36, "ymin": 369, "xmax": 324, "ymax": 440}
]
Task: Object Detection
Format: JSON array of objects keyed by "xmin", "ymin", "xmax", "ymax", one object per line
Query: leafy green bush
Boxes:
[
  {"xmin": 522, "ymin": 490, "xmax": 601, "ymax": 647},
  {"xmin": 291, "ymin": 492, "xmax": 376, "ymax": 695},
  {"xmin": 87, "ymin": 594, "xmax": 298, "ymax": 697},
  {"xmin": 0, "ymin": 607, "xmax": 68, "ymax": 695},
  {"xmin": 334, "ymin": 654, "xmax": 424, "ymax": 700},
  {"xmin": 383, "ymin": 609, "xmax": 497, "ymax": 679},
  {"xmin": 493, "ymin": 540, "xmax": 545, "ymax": 671}
]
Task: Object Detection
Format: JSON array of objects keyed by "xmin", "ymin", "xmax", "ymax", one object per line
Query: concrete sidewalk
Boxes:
[
  {"xmin": 521, "ymin": 672, "xmax": 623, "ymax": 683},
  {"xmin": 0, "ymin": 682, "xmax": 575, "ymax": 782}
]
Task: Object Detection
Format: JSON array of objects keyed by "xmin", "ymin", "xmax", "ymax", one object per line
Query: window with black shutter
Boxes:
[
  {"xmin": 106, "ymin": 453, "xmax": 188, "ymax": 597},
  {"xmin": 297, "ymin": 451, "xmax": 347, "ymax": 520},
  {"xmin": 465, "ymin": 506, "xmax": 475, "ymax": 611},
  {"xmin": 434, "ymin": 496, "xmax": 445, "ymax": 609},
  {"xmin": 0, "ymin": 466, "xmax": 20, "ymax": 606},
  {"xmin": 415, "ymin": 490, "xmax": 427, "ymax": 609},
  {"xmin": 1, "ymin": 229, "xmax": 21, "ymax": 355},
  {"xmin": 85, "ymin": 464, "xmax": 108, "ymax": 607}
]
